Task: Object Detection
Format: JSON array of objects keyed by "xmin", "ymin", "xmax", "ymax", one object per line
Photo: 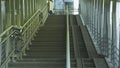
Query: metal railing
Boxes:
[
  {"xmin": 66, "ymin": 5, "xmax": 71, "ymax": 68},
  {"xmin": 110, "ymin": 45, "xmax": 119, "ymax": 68},
  {"xmin": 0, "ymin": 5, "xmax": 48, "ymax": 68},
  {"xmin": 79, "ymin": 0, "xmax": 120, "ymax": 68},
  {"xmin": 0, "ymin": 26, "xmax": 15, "ymax": 68},
  {"xmin": 21, "ymin": 5, "xmax": 48, "ymax": 56}
]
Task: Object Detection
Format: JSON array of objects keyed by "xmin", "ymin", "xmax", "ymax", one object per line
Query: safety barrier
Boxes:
[
  {"xmin": 21, "ymin": 5, "xmax": 48, "ymax": 57},
  {"xmin": 79, "ymin": 0, "xmax": 119, "ymax": 68},
  {"xmin": 0, "ymin": 1, "xmax": 48, "ymax": 68},
  {"xmin": 0, "ymin": 25, "xmax": 15, "ymax": 68}
]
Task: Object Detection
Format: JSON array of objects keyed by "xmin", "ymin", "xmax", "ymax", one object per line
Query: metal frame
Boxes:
[
  {"xmin": 79, "ymin": 0, "xmax": 119, "ymax": 68},
  {"xmin": 0, "ymin": 0, "xmax": 48, "ymax": 68}
]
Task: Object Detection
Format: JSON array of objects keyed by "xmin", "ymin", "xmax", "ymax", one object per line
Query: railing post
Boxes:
[
  {"xmin": 66, "ymin": 5, "xmax": 71, "ymax": 68},
  {"xmin": 0, "ymin": 42, "xmax": 1, "ymax": 68},
  {"xmin": 0, "ymin": 0, "xmax": 1, "ymax": 65}
]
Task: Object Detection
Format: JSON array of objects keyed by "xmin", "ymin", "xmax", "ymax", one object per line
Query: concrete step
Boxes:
[
  {"xmin": 31, "ymin": 42, "xmax": 66, "ymax": 45},
  {"xmin": 18, "ymin": 58, "xmax": 76, "ymax": 62},
  {"xmin": 29, "ymin": 46, "xmax": 74, "ymax": 49},
  {"xmin": 32, "ymin": 38, "xmax": 66, "ymax": 42},
  {"xmin": 9, "ymin": 62, "xmax": 76, "ymax": 68},
  {"xmin": 35, "ymin": 35, "xmax": 65, "ymax": 37},
  {"xmin": 39, "ymin": 28, "xmax": 66, "ymax": 31},
  {"xmin": 94, "ymin": 58, "xmax": 108, "ymax": 68},
  {"xmin": 82, "ymin": 58, "xmax": 96, "ymax": 68},
  {"xmin": 27, "ymin": 48, "xmax": 74, "ymax": 52},
  {"xmin": 23, "ymin": 55, "xmax": 75, "ymax": 58}
]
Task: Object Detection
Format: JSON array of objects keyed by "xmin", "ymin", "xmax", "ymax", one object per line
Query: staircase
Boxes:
[
  {"xmin": 8, "ymin": 15, "xmax": 108, "ymax": 68},
  {"xmin": 8, "ymin": 15, "xmax": 76, "ymax": 68}
]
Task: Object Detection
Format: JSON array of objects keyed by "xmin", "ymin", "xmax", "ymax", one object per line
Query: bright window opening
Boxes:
[{"xmin": 73, "ymin": 0, "xmax": 79, "ymax": 14}]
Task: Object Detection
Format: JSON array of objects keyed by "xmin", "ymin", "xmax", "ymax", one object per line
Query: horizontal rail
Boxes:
[
  {"xmin": 22, "ymin": 5, "xmax": 47, "ymax": 29},
  {"xmin": 21, "ymin": 5, "xmax": 48, "ymax": 55},
  {"xmin": 0, "ymin": 4, "xmax": 48, "ymax": 68},
  {"xmin": 0, "ymin": 31, "xmax": 15, "ymax": 46},
  {"xmin": 22, "ymin": 10, "xmax": 39, "ymax": 28},
  {"xmin": 0, "ymin": 25, "xmax": 13, "ymax": 38},
  {"xmin": 21, "ymin": 22, "xmax": 41, "ymax": 51},
  {"xmin": 0, "ymin": 50, "xmax": 15, "ymax": 68},
  {"xmin": 0, "ymin": 31, "xmax": 15, "ymax": 68},
  {"xmin": 0, "ymin": 6, "xmax": 47, "ymax": 38},
  {"xmin": 22, "ymin": 22, "xmax": 32, "ymax": 35}
]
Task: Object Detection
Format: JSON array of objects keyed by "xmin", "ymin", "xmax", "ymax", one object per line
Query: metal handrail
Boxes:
[
  {"xmin": 0, "ymin": 5, "xmax": 48, "ymax": 68},
  {"xmin": 0, "ymin": 25, "xmax": 13, "ymax": 38},
  {"xmin": 0, "ymin": 50, "xmax": 15, "ymax": 68},
  {"xmin": 0, "ymin": 5, "xmax": 47, "ymax": 45},
  {"xmin": 21, "ymin": 19, "xmax": 43, "ymax": 51},
  {"xmin": 0, "ymin": 30, "xmax": 15, "ymax": 68},
  {"xmin": 66, "ymin": 5, "xmax": 71, "ymax": 68},
  {"xmin": 22, "ymin": 5, "xmax": 47, "ymax": 29},
  {"xmin": 0, "ymin": 31, "xmax": 15, "ymax": 46},
  {"xmin": 22, "ymin": 5, "xmax": 47, "ymax": 35},
  {"xmin": 21, "ymin": 5, "xmax": 48, "ymax": 54}
]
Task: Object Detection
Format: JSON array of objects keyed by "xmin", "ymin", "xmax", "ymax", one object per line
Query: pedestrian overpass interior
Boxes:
[{"xmin": 0, "ymin": 0, "xmax": 120, "ymax": 68}]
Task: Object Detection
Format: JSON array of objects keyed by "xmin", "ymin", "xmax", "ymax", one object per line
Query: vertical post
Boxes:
[
  {"xmin": 0, "ymin": 0, "xmax": 1, "ymax": 65},
  {"xmin": 1, "ymin": 0, "xmax": 6, "ymax": 31},
  {"xmin": 1, "ymin": 0, "xmax": 8, "ymax": 67},
  {"xmin": 112, "ymin": 1, "xmax": 117, "ymax": 68},
  {"xmin": 101, "ymin": 0, "xmax": 105, "ymax": 54},
  {"xmin": 22, "ymin": 0, "xmax": 25, "ymax": 26},
  {"xmin": 15, "ymin": 0, "xmax": 21, "ymax": 27},
  {"xmin": 108, "ymin": 0, "xmax": 113, "ymax": 64},
  {"xmin": 6, "ymin": 0, "xmax": 11, "ymax": 66},
  {"xmin": 20, "ymin": 0, "xmax": 24, "ymax": 26}
]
